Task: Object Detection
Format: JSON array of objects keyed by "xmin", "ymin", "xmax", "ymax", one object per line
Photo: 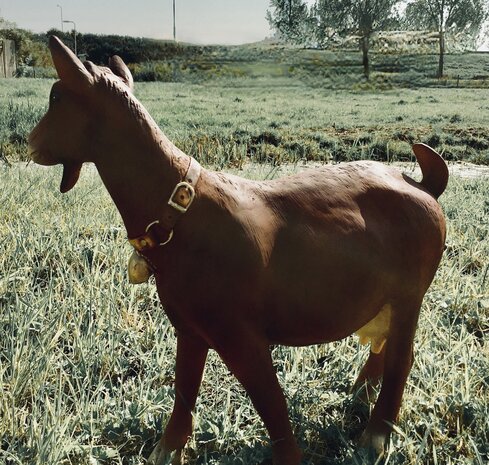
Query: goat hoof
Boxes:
[
  {"xmin": 147, "ymin": 445, "xmax": 182, "ymax": 465},
  {"xmin": 359, "ymin": 429, "xmax": 388, "ymax": 457}
]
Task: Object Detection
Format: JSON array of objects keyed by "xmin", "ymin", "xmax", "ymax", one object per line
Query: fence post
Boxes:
[{"xmin": 1, "ymin": 39, "xmax": 6, "ymax": 78}]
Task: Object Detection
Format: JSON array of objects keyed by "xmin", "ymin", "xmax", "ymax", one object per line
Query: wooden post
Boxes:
[{"xmin": 2, "ymin": 39, "xmax": 7, "ymax": 78}]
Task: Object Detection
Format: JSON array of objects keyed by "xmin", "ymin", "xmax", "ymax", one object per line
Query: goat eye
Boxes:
[{"xmin": 50, "ymin": 92, "xmax": 60, "ymax": 104}]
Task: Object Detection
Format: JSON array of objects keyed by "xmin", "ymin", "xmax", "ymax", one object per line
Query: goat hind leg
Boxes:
[
  {"xmin": 148, "ymin": 333, "xmax": 208, "ymax": 465},
  {"xmin": 352, "ymin": 345, "xmax": 386, "ymax": 403},
  {"xmin": 360, "ymin": 297, "xmax": 420, "ymax": 455}
]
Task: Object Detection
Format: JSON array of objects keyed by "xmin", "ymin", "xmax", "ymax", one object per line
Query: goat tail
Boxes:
[{"xmin": 412, "ymin": 143, "xmax": 449, "ymax": 199}]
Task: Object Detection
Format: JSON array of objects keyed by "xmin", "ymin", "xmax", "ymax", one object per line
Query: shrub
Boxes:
[{"xmin": 129, "ymin": 62, "xmax": 174, "ymax": 82}]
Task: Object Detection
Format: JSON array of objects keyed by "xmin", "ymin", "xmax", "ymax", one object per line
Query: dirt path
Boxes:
[
  {"xmin": 248, "ymin": 160, "xmax": 489, "ymax": 180},
  {"xmin": 388, "ymin": 161, "xmax": 489, "ymax": 180}
]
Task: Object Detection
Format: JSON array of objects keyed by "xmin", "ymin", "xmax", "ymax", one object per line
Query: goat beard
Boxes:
[{"xmin": 60, "ymin": 161, "xmax": 82, "ymax": 193}]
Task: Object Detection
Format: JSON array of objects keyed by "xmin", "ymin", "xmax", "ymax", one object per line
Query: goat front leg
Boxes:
[
  {"xmin": 148, "ymin": 332, "xmax": 208, "ymax": 465},
  {"xmin": 218, "ymin": 336, "xmax": 302, "ymax": 465}
]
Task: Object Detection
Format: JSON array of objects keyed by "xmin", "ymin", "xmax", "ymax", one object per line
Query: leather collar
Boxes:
[{"xmin": 128, "ymin": 157, "xmax": 201, "ymax": 253}]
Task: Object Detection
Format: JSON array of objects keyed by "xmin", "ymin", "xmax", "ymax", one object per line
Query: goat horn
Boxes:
[{"xmin": 49, "ymin": 35, "xmax": 93, "ymax": 90}]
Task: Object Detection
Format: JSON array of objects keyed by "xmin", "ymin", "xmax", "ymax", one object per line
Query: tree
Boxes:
[
  {"xmin": 0, "ymin": 16, "xmax": 16, "ymax": 30},
  {"xmin": 313, "ymin": 0, "xmax": 401, "ymax": 79},
  {"xmin": 266, "ymin": 0, "xmax": 312, "ymax": 45},
  {"xmin": 404, "ymin": 0, "xmax": 488, "ymax": 77}
]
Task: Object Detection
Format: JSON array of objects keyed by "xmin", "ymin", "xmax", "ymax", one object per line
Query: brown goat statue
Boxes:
[{"xmin": 29, "ymin": 36, "xmax": 449, "ymax": 465}]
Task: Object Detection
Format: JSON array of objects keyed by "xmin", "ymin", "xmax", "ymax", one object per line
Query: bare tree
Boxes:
[
  {"xmin": 313, "ymin": 0, "xmax": 401, "ymax": 79},
  {"xmin": 404, "ymin": 0, "xmax": 488, "ymax": 77}
]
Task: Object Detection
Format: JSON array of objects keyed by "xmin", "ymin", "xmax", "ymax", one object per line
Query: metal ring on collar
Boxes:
[{"xmin": 145, "ymin": 220, "xmax": 174, "ymax": 246}]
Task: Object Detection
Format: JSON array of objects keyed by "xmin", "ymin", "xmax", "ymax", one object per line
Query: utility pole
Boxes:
[
  {"xmin": 57, "ymin": 4, "xmax": 64, "ymax": 32},
  {"xmin": 173, "ymin": 0, "xmax": 176, "ymax": 41},
  {"xmin": 63, "ymin": 20, "xmax": 77, "ymax": 55}
]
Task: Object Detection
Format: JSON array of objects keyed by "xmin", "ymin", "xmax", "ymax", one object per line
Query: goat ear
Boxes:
[
  {"xmin": 108, "ymin": 55, "xmax": 134, "ymax": 92},
  {"xmin": 49, "ymin": 35, "xmax": 93, "ymax": 90}
]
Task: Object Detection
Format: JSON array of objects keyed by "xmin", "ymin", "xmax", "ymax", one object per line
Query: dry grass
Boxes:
[{"xmin": 0, "ymin": 161, "xmax": 487, "ymax": 465}]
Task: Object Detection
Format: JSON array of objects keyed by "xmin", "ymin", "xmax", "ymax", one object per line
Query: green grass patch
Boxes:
[{"xmin": 2, "ymin": 79, "xmax": 489, "ymax": 167}]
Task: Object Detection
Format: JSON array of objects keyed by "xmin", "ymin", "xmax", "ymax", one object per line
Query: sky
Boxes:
[
  {"xmin": 3, "ymin": 1, "xmax": 486, "ymax": 49},
  {"xmin": 0, "ymin": 0, "xmax": 295, "ymax": 45}
]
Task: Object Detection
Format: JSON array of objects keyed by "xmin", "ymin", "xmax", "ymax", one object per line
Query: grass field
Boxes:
[
  {"xmin": 2, "ymin": 67, "xmax": 489, "ymax": 167},
  {"xmin": 0, "ymin": 50, "xmax": 489, "ymax": 464},
  {"xmin": 0, "ymin": 160, "xmax": 488, "ymax": 465}
]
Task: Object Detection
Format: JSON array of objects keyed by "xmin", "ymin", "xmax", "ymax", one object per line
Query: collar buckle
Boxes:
[{"xmin": 168, "ymin": 181, "xmax": 196, "ymax": 213}]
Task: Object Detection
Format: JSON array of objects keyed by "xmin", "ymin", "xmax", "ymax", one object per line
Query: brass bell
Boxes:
[{"xmin": 128, "ymin": 250, "xmax": 153, "ymax": 284}]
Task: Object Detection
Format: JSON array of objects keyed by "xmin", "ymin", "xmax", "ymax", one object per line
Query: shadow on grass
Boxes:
[{"xmin": 135, "ymin": 397, "xmax": 409, "ymax": 464}]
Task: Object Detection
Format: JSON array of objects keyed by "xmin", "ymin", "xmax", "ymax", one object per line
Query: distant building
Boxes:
[{"xmin": 0, "ymin": 39, "xmax": 17, "ymax": 77}]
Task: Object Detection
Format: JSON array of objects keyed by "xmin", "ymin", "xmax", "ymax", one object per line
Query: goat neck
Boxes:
[{"xmin": 93, "ymin": 105, "xmax": 192, "ymax": 239}]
